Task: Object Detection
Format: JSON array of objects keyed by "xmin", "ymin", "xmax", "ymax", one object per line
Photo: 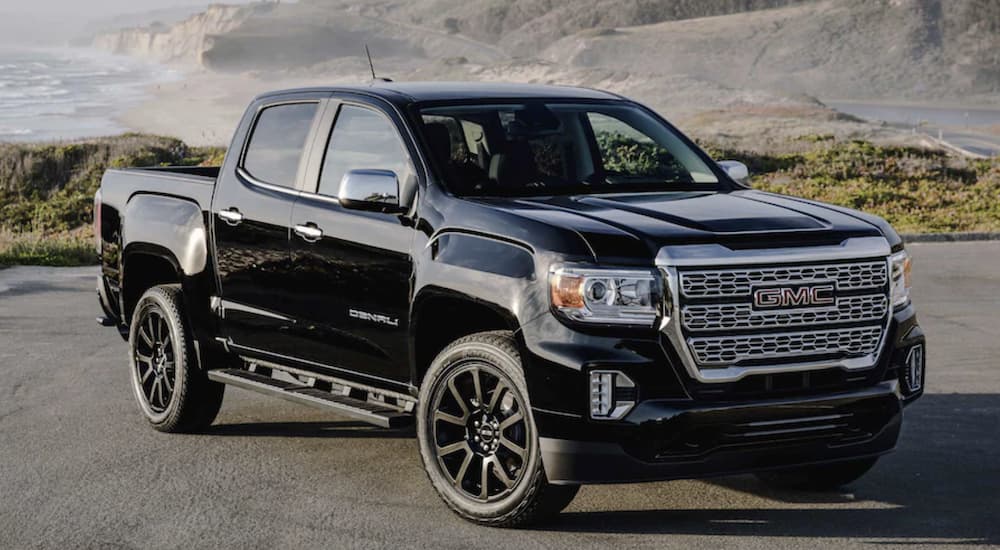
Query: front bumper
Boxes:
[
  {"xmin": 540, "ymin": 380, "xmax": 903, "ymax": 485},
  {"xmin": 522, "ymin": 296, "xmax": 925, "ymax": 485}
]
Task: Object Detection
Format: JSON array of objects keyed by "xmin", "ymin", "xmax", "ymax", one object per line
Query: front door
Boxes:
[
  {"xmin": 285, "ymin": 101, "xmax": 416, "ymax": 385},
  {"xmin": 213, "ymin": 99, "xmax": 323, "ymax": 357}
]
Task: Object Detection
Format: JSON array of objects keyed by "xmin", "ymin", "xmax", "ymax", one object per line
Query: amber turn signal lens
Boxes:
[{"xmin": 551, "ymin": 272, "xmax": 585, "ymax": 308}]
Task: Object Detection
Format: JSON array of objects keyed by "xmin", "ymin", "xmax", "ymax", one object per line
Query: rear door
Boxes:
[
  {"xmin": 212, "ymin": 95, "xmax": 326, "ymax": 357},
  {"xmin": 284, "ymin": 98, "xmax": 418, "ymax": 385}
]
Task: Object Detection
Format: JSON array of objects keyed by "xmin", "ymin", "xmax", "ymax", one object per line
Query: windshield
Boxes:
[{"xmin": 417, "ymin": 101, "xmax": 720, "ymax": 197}]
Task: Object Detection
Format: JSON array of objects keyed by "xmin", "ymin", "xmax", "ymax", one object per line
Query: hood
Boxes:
[{"xmin": 469, "ymin": 190, "xmax": 885, "ymax": 262}]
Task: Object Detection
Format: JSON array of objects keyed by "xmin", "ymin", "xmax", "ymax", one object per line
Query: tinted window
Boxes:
[
  {"xmin": 418, "ymin": 102, "xmax": 719, "ymax": 197},
  {"xmin": 587, "ymin": 112, "xmax": 693, "ymax": 183},
  {"xmin": 318, "ymin": 105, "xmax": 412, "ymax": 197},
  {"xmin": 242, "ymin": 102, "xmax": 318, "ymax": 188}
]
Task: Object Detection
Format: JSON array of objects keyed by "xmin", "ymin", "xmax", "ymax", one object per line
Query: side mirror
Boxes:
[
  {"xmin": 718, "ymin": 160, "xmax": 750, "ymax": 184},
  {"xmin": 338, "ymin": 169, "xmax": 404, "ymax": 213}
]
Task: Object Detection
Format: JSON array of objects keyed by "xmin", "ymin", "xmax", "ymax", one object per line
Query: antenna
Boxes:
[{"xmin": 365, "ymin": 44, "xmax": 377, "ymax": 80}]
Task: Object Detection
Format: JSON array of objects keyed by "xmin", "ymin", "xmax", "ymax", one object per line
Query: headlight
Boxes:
[
  {"xmin": 550, "ymin": 266, "xmax": 660, "ymax": 326},
  {"xmin": 890, "ymin": 250, "xmax": 912, "ymax": 308}
]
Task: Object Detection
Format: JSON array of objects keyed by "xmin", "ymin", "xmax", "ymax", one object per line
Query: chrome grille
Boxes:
[
  {"xmin": 688, "ymin": 326, "xmax": 883, "ymax": 365},
  {"xmin": 683, "ymin": 294, "xmax": 888, "ymax": 331},
  {"xmin": 671, "ymin": 257, "xmax": 892, "ymax": 376},
  {"xmin": 680, "ymin": 261, "xmax": 887, "ymax": 299},
  {"xmin": 657, "ymin": 238, "xmax": 894, "ymax": 383}
]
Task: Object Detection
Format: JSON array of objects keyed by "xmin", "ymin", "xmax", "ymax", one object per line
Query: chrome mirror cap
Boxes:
[
  {"xmin": 338, "ymin": 169, "xmax": 402, "ymax": 212},
  {"xmin": 718, "ymin": 160, "xmax": 750, "ymax": 184}
]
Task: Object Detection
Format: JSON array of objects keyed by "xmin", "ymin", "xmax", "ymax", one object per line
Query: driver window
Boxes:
[{"xmin": 318, "ymin": 105, "xmax": 414, "ymax": 197}]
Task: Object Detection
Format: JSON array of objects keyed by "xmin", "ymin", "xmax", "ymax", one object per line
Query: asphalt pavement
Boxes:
[{"xmin": 1, "ymin": 242, "xmax": 998, "ymax": 549}]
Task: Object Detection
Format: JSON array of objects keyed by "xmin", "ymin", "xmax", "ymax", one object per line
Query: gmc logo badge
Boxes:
[{"xmin": 752, "ymin": 284, "xmax": 835, "ymax": 309}]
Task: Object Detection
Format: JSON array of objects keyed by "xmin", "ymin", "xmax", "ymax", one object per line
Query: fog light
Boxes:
[
  {"xmin": 903, "ymin": 345, "xmax": 924, "ymax": 393},
  {"xmin": 589, "ymin": 370, "xmax": 636, "ymax": 420}
]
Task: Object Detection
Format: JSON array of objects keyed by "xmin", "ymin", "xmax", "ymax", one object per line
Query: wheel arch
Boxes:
[
  {"xmin": 121, "ymin": 243, "xmax": 219, "ymax": 362},
  {"xmin": 411, "ymin": 288, "xmax": 522, "ymax": 388},
  {"xmin": 121, "ymin": 243, "xmax": 184, "ymax": 323}
]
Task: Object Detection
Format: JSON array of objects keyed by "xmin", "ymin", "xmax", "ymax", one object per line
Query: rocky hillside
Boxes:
[
  {"xmin": 91, "ymin": 0, "xmax": 998, "ymax": 105},
  {"xmin": 326, "ymin": 0, "xmax": 809, "ymax": 55},
  {"xmin": 543, "ymin": 0, "xmax": 1000, "ymax": 102}
]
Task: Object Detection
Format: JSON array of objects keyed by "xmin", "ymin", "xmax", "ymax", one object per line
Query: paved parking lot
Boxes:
[{"xmin": 1, "ymin": 241, "xmax": 998, "ymax": 549}]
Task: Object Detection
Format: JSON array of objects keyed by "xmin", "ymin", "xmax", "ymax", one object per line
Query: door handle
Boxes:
[
  {"xmin": 217, "ymin": 208, "xmax": 244, "ymax": 226},
  {"xmin": 294, "ymin": 223, "xmax": 323, "ymax": 242}
]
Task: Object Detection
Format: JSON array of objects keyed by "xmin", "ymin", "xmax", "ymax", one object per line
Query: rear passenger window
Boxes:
[
  {"xmin": 242, "ymin": 102, "xmax": 318, "ymax": 188},
  {"xmin": 318, "ymin": 105, "xmax": 413, "ymax": 197}
]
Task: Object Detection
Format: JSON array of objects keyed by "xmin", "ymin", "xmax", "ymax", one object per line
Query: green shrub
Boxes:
[
  {"xmin": 0, "ymin": 134, "xmax": 225, "ymax": 233},
  {"xmin": 700, "ymin": 140, "xmax": 1000, "ymax": 233},
  {"xmin": 596, "ymin": 132, "xmax": 688, "ymax": 180}
]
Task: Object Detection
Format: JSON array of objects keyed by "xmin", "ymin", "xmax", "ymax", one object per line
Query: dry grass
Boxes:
[{"xmin": 0, "ymin": 228, "xmax": 96, "ymax": 268}]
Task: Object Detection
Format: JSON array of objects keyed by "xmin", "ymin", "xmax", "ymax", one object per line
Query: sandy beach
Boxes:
[{"xmin": 117, "ymin": 71, "xmax": 281, "ymax": 146}]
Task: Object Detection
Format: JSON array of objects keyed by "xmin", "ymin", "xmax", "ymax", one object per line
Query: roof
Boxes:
[{"xmin": 257, "ymin": 81, "xmax": 624, "ymax": 105}]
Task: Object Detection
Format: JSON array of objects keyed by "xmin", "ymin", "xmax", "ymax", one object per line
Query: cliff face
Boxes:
[{"xmin": 91, "ymin": 4, "xmax": 264, "ymax": 66}]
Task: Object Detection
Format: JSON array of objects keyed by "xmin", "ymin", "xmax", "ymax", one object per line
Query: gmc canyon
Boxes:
[{"xmin": 95, "ymin": 82, "xmax": 925, "ymax": 527}]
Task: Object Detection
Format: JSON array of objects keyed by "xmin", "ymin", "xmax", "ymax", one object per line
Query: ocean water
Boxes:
[{"xmin": 0, "ymin": 47, "xmax": 178, "ymax": 142}]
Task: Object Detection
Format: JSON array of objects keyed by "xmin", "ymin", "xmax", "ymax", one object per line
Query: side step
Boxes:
[{"xmin": 208, "ymin": 368, "xmax": 413, "ymax": 429}]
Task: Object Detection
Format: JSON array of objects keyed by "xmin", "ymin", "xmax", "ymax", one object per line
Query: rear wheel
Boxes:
[
  {"xmin": 755, "ymin": 457, "xmax": 879, "ymax": 491},
  {"xmin": 417, "ymin": 331, "xmax": 579, "ymax": 527},
  {"xmin": 128, "ymin": 285, "xmax": 225, "ymax": 433}
]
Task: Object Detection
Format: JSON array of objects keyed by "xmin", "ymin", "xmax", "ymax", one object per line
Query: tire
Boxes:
[
  {"xmin": 128, "ymin": 284, "xmax": 225, "ymax": 433},
  {"xmin": 416, "ymin": 331, "xmax": 579, "ymax": 527},
  {"xmin": 755, "ymin": 457, "xmax": 879, "ymax": 491}
]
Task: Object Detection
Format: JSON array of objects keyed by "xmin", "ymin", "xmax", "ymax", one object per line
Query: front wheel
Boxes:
[
  {"xmin": 755, "ymin": 457, "xmax": 879, "ymax": 491},
  {"xmin": 416, "ymin": 331, "xmax": 579, "ymax": 527},
  {"xmin": 128, "ymin": 285, "xmax": 225, "ymax": 433}
]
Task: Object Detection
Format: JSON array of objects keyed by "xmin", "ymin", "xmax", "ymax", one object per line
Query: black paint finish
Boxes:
[
  {"xmin": 212, "ymin": 174, "xmax": 297, "ymax": 355},
  {"xmin": 95, "ymin": 82, "xmax": 925, "ymax": 485},
  {"xmin": 287, "ymin": 193, "xmax": 413, "ymax": 383}
]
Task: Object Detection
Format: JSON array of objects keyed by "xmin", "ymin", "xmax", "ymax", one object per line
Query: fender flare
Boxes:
[{"xmin": 122, "ymin": 194, "xmax": 208, "ymax": 276}]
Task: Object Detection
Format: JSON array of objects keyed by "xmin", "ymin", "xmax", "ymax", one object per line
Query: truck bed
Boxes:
[{"xmin": 99, "ymin": 165, "xmax": 219, "ymax": 213}]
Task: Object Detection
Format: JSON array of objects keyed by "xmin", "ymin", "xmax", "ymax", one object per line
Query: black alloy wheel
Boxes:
[
  {"xmin": 128, "ymin": 285, "xmax": 225, "ymax": 433},
  {"xmin": 430, "ymin": 362, "xmax": 530, "ymax": 502},
  {"xmin": 417, "ymin": 331, "xmax": 579, "ymax": 527},
  {"xmin": 133, "ymin": 309, "xmax": 177, "ymax": 415}
]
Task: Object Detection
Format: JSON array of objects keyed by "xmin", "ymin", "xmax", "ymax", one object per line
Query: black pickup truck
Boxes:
[{"xmin": 95, "ymin": 82, "xmax": 925, "ymax": 527}]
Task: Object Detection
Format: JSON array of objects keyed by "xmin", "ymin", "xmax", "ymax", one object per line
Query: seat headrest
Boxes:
[{"xmin": 423, "ymin": 122, "xmax": 453, "ymax": 164}]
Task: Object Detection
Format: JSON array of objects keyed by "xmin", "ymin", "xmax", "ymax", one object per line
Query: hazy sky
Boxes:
[
  {"xmin": 5, "ymin": 0, "xmax": 263, "ymax": 17},
  {"xmin": 0, "ymin": 0, "xmax": 277, "ymax": 45}
]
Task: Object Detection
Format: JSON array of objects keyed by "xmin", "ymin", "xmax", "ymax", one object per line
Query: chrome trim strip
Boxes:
[
  {"xmin": 655, "ymin": 236, "xmax": 890, "ymax": 267},
  {"xmin": 216, "ymin": 298, "xmax": 293, "ymax": 321},
  {"xmin": 656, "ymin": 237, "xmax": 893, "ymax": 383},
  {"xmin": 532, "ymin": 406, "xmax": 584, "ymax": 419},
  {"xmin": 236, "ymin": 166, "xmax": 303, "ymax": 198}
]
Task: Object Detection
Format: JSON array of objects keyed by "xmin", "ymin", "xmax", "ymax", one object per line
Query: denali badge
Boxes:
[
  {"xmin": 349, "ymin": 308, "xmax": 400, "ymax": 327},
  {"xmin": 752, "ymin": 284, "xmax": 835, "ymax": 309}
]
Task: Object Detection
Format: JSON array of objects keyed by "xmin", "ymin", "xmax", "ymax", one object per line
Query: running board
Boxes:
[{"xmin": 208, "ymin": 368, "xmax": 413, "ymax": 429}]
